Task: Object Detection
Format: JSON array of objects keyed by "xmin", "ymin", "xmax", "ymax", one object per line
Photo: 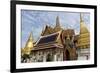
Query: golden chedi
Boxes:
[
  {"xmin": 77, "ymin": 14, "xmax": 90, "ymax": 49},
  {"xmin": 22, "ymin": 32, "xmax": 34, "ymax": 55}
]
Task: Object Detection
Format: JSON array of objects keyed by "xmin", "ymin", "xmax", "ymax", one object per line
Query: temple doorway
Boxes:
[
  {"xmin": 46, "ymin": 54, "xmax": 53, "ymax": 61},
  {"xmin": 65, "ymin": 50, "xmax": 70, "ymax": 60}
]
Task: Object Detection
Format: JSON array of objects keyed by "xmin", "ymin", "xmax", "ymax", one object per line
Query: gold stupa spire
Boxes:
[
  {"xmin": 24, "ymin": 31, "xmax": 34, "ymax": 55},
  {"xmin": 80, "ymin": 13, "xmax": 89, "ymax": 34},
  {"xmin": 77, "ymin": 13, "xmax": 90, "ymax": 49},
  {"xmin": 80, "ymin": 13, "xmax": 83, "ymax": 23}
]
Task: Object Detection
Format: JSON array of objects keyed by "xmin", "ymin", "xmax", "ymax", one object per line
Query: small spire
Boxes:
[
  {"xmin": 29, "ymin": 31, "xmax": 33, "ymax": 41},
  {"xmin": 56, "ymin": 16, "xmax": 60, "ymax": 26},
  {"xmin": 80, "ymin": 13, "xmax": 83, "ymax": 33},
  {"xmin": 25, "ymin": 31, "xmax": 34, "ymax": 48},
  {"xmin": 80, "ymin": 13, "xmax": 83, "ymax": 22}
]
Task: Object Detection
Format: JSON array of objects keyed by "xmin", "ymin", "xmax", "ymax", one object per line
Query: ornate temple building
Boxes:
[{"xmin": 21, "ymin": 14, "xmax": 90, "ymax": 63}]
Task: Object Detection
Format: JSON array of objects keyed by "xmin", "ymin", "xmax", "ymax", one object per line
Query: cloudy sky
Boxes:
[{"xmin": 21, "ymin": 10, "xmax": 90, "ymax": 48}]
